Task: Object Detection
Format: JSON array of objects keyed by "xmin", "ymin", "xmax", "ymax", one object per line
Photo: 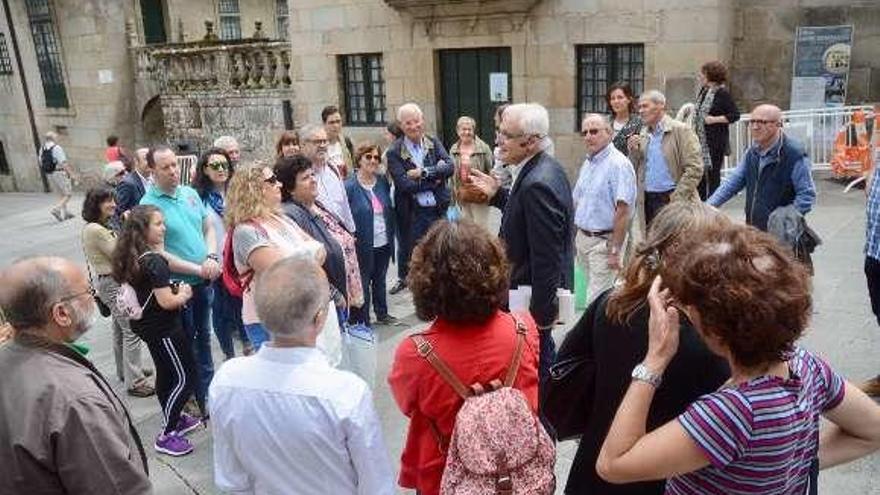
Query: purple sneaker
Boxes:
[
  {"xmin": 175, "ymin": 413, "xmax": 202, "ymax": 436},
  {"xmin": 154, "ymin": 432, "xmax": 193, "ymax": 456}
]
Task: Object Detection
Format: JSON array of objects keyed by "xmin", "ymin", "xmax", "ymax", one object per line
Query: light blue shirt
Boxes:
[
  {"xmin": 140, "ymin": 184, "xmax": 208, "ymax": 284},
  {"xmin": 572, "ymin": 143, "xmax": 637, "ymax": 232},
  {"xmin": 404, "ymin": 137, "xmax": 426, "ymax": 167},
  {"xmin": 644, "ymin": 124, "xmax": 676, "ymax": 192}
]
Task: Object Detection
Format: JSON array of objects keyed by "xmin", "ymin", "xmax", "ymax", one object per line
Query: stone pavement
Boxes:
[{"xmin": 1, "ymin": 171, "xmax": 878, "ymax": 494}]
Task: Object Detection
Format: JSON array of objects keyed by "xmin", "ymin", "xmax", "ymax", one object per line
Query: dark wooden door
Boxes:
[
  {"xmin": 438, "ymin": 48, "xmax": 512, "ymax": 149},
  {"xmin": 140, "ymin": 0, "xmax": 167, "ymax": 44}
]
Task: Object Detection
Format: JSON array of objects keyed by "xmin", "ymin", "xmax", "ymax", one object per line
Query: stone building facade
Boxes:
[{"xmin": 0, "ymin": 0, "xmax": 877, "ymax": 192}]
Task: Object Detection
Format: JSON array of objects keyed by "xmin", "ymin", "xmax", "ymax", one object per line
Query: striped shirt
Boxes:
[
  {"xmin": 666, "ymin": 347, "xmax": 845, "ymax": 495},
  {"xmin": 865, "ymin": 165, "xmax": 880, "ymax": 260}
]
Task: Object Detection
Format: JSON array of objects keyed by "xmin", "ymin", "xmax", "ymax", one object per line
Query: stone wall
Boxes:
[
  {"xmin": 288, "ymin": 0, "xmax": 735, "ymax": 176},
  {"xmin": 163, "ymin": 0, "xmax": 283, "ymax": 43},
  {"xmin": 731, "ymin": 0, "xmax": 880, "ymax": 111},
  {"xmin": 0, "ymin": 0, "xmax": 136, "ymax": 192},
  {"xmin": 162, "ymin": 93, "xmax": 292, "ymax": 162}
]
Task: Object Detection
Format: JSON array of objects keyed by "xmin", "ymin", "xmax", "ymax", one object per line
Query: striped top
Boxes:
[{"xmin": 666, "ymin": 347, "xmax": 845, "ymax": 494}]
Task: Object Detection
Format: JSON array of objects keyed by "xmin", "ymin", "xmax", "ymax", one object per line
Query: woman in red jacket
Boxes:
[{"xmin": 388, "ymin": 220, "xmax": 541, "ymax": 494}]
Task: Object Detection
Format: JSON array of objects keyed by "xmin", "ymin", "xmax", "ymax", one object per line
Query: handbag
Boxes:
[
  {"xmin": 340, "ymin": 320, "xmax": 377, "ymax": 388},
  {"xmin": 80, "ymin": 232, "xmax": 111, "ymax": 318},
  {"xmin": 541, "ymin": 292, "xmax": 603, "ymax": 440}
]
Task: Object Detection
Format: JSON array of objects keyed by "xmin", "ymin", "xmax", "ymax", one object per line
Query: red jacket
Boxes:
[{"xmin": 388, "ymin": 310, "xmax": 540, "ymax": 494}]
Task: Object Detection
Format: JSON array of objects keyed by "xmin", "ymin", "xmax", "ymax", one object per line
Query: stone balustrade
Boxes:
[{"xmin": 133, "ymin": 40, "xmax": 292, "ymax": 94}]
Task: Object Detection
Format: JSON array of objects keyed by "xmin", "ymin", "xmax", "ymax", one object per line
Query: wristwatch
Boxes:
[
  {"xmin": 631, "ymin": 363, "xmax": 662, "ymax": 387},
  {"xmin": 206, "ymin": 253, "xmax": 220, "ymax": 262}
]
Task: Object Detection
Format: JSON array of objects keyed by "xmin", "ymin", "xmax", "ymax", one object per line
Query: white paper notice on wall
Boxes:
[
  {"xmin": 98, "ymin": 70, "xmax": 114, "ymax": 84},
  {"xmin": 489, "ymin": 72, "xmax": 508, "ymax": 102}
]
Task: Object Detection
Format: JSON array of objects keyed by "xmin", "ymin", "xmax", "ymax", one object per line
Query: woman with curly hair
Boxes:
[
  {"xmin": 559, "ymin": 201, "xmax": 730, "ymax": 494},
  {"xmin": 112, "ymin": 205, "xmax": 200, "ymax": 456},
  {"xmin": 597, "ymin": 224, "xmax": 880, "ymax": 494},
  {"xmin": 388, "ymin": 220, "xmax": 541, "ymax": 495},
  {"xmin": 694, "ymin": 61, "xmax": 740, "ymax": 200},
  {"xmin": 81, "ymin": 186, "xmax": 154, "ymax": 397},
  {"xmin": 225, "ymin": 162, "xmax": 340, "ymax": 361}
]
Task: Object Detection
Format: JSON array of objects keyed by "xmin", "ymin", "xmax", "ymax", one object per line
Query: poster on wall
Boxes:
[{"xmin": 790, "ymin": 25, "xmax": 853, "ymax": 110}]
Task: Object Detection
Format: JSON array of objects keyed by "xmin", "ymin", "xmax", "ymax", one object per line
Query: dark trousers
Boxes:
[
  {"xmin": 181, "ymin": 282, "xmax": 213, "ymax": 413},
  {"xmin": 866, "ymin": 256, "xmax": 880, "ymax": 326},
  {"xmin": 412, "ymin": 205, "xmax": 445, "ymax": 249},
  {"xmin": 351, "ymin": 243, "xmax": 393, "ymax": 326},
  {"xmin": 211, "ymin": 279, "xmax": 246, "ymax": 359},
  {"xmin": 538, "ymin": 328, "xmax": 557, "ymax": 435},
  {"xmin": 395, "ymin": 197, "xmax": 412, "ymax": 280},
  {"xmin": 698, "ymin": 151, "xmax": 724, "ymax": 201},
  {"xmin": 145, "ymin": 331, "xmax": 197, "ymax": 435},
  {"xmin": 644, "ymin": 190, "xmax": 673, "ymax": 229}
]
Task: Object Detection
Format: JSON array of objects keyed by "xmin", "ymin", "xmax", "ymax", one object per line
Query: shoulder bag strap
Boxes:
[
  {"xmin": 409, "ymin": 334, "xmax": 471, "ymax": 400},
  {"xmin": 503, "ymin": 314, "xmax": 529, "ymax": 387}
]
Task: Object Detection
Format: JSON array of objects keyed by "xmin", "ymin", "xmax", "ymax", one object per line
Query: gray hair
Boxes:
[
  {"xmin": 254, "ymin": 256, "xmax": 329, "ymax": 338},
  {"xmin": 456, "ymin": 116, "xmax": 476, "ymax": 129},
  {"xmin": 299, "ymin": 124, "xmax": 325, "ymax": 142},
  {"xmin": 640, "ymin": 90, "xmax": 667, "ymax": 106},
  {"xmin": 0, "ymin": 257, "xmax": 72, "ymax": 331},
  {"xmin": 505, "ymin": 103, "xmax": 552, "ymax": 152},
  {"xmin": 582, "ymin": 113, "xmax": 612, "ymax": 130},
  {"xmin": 397, "ymin": 103, "xmax": 423, "ymax": 122},
  {"xmin": 213, "ymin": 135, "xmax": 239, "ymax": 150}
]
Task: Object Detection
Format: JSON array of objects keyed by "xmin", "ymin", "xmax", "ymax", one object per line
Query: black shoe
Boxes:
[
  {"xmin": 389, "ymin": 280, "xmax": 407, "ymax": 295},
  {"xmin": 376, "ymin": 314, "xmax": 399, "ymax": 325}
]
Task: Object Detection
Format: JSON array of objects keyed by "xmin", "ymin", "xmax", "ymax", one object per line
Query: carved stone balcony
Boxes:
[
  {"xmin": 383, "ymin": 0, "xmax": 543, "ymax": 20},
  {"xmin": 134, "ymin": 40, "xmax": 292, "ymax": 96}
]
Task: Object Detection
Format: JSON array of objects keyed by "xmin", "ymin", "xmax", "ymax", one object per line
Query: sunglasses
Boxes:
[
  {"xmin": 580, "ymin": 128, "xmax": 604, "ymax": 136},
  {"xmin": 207, "ymin": 160, "xmax": 228, "ymax": 171},
  {"xmin": 363, "ymin": 154, "xmax": 380, "ymax": 161},
  {"xmin": 263, "ymin": 174, "xmax": 279, "ymax": 185}
]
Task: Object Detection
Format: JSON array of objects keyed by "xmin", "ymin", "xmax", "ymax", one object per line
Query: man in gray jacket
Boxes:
[{"xmin": 0, "ymin": 257, "xmax": 151, "ymax": 495}]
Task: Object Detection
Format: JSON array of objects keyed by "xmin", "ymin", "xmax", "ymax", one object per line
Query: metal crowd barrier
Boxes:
[
  {"xmin": 177, "ymin": 154, "xmax": 198, "ymax": 186},
  {"xmin": 727, "ymin": 104, "xmax": 875, "ymax": 172}
]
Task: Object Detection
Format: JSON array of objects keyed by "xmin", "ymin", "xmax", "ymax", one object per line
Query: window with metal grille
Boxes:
[
  {"xmin": 0, "ymin": 140, "xmax": 8, "ymax": 175},
  {"xmin": 275, "ymin": 0, "xmax": 289, "ymax": 40},
  {"xmin": 25, "ymin": 0, "xmax": 68, "ymax": 108},
  {"xmin": 339, "ymin": 54, "xmax": 386, "ymax": 126},
  {"xmin": 576, "ymin": 44, "xmax": 644, "ymax": 121},
  {"xmin": 218, "ymin": 0, "xmax": 241, "ymax": 40},
  {"xmin": 0, "ymin": 34, "xmax": 13, "ymax": 75}
]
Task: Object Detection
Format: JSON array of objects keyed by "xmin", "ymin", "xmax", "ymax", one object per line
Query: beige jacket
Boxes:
[
  {"xmin": 0, "ymin": 334, "xmax": 151, "ymax": 494},
  {"xmin": 629, "ymin": 114, "xmax": 703, "ymax": 238}
]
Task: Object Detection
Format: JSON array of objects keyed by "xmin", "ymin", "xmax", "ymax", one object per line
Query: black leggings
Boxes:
[{"xmin": 145, "ymin": 331, "xmax": 198, "ymax": 435}]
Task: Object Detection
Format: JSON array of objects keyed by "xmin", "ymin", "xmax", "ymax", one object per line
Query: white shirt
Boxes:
[
  {"xmin": 510, "ymin": 152, "xmax": 539, "ymax": 190},
  {"xmin": 210, "ymin": 346, "xmax": 394, "ymax": 495},
  {"xmin": 315, "ymin": 162, "xmax": 357, "ymax": 232}
]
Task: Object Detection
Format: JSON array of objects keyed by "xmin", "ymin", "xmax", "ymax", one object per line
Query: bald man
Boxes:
[
  {"xmin": 0, "ymin": 257, "xmax": 151, "ymax": 494},
  {"xmin": 708, "ymin": 104, "xmax": 816, "ymax": 231}
]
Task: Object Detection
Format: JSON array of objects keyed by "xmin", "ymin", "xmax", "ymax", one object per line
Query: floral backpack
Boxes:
[{"xmin": 410, "ymin": 314, "xmax": 556, "ymax": 495}]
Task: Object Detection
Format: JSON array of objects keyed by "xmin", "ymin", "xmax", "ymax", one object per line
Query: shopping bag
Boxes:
[{"xmin": 341, "ymin": 322, "xmax": 377, "ymax": 388}]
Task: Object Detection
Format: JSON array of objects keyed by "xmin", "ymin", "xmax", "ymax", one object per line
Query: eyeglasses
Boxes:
[
  {"xmin": 749, "ymin": 119, "xmax": 780, "ymax": 127},
  {"xmin": 263, "ymin": 174, "xmax": 279, "ymax": 185},
  {"xmin": 55, "ymin": 287, "xmax": 96, "ymax": 305},
  {"xmin": 580, "ymin": 128, "xmax": 604, "ymax": 136},
  {"xmin": 363, "ymin": 154, "xmax": 380, "ymax": 161},
  {"xmin": 207, "ymin": 160, "xmax": 228, "ymax": 171}
]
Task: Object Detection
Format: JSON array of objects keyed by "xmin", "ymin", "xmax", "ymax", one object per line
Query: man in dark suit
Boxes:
[
  {"xmin": 115, "ymin": 147, "xmax": 151, "ymax": 219},
  {"xmin": 386, "ymin": 103, "xmax": 454, "ymax": 294},
  {"xmin": 471, "ymin": 102, "xmax": 575, "ymax": 400}
]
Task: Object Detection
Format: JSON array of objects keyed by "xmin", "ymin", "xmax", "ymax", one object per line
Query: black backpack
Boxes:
[{"xmin": 40, "ymin": 145, "xmax": 57, "ymax": 173}]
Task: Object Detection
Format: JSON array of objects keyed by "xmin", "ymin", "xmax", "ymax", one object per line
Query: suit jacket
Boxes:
[
  {"xmin": 345, "ymin": 175, "xmax": 396, "ymax": 280},
  {"xmin": 115, "ymin": 171, "xmax": 146, "ymax": 217},
  {"xmin": 490, "ymin": 150, "xmax": 575, "ymax": 328},
  {"xmin": 386, "ymin": 135, "xmax": 454, "ymax": 207}
]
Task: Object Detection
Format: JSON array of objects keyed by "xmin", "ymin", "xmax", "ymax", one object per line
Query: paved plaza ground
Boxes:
[{"xmin": 1, "ymin": 171, "xmax": 879, "ymax": 494}]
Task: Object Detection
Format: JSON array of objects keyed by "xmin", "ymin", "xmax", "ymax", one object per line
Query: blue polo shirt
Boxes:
[
  {"xmin": 140, "ymin": 184, "xmax": 207, "ymax": 284},
  {"xmin": 645, "ymin": 124, "xmax": 676, "ymax": 193}
]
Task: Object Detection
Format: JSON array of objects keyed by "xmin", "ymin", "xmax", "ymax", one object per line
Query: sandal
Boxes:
[{"xmin": 127, "ymin": 383, "xmax": 156, "ymax": 398}]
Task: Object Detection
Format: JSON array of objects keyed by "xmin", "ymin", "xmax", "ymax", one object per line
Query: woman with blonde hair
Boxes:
[
  {"xmin": 554, "ymin": 201, "xmax": 730, "ymax": 494},
  {"xmin": 224, "ymin": 162, "xmax": 340, "ymax": 362}
]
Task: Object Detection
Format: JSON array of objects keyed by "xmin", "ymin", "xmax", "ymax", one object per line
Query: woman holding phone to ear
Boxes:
[{"xmin": 597, "ymin": 224, "xmax": 880, "ymax": 494}]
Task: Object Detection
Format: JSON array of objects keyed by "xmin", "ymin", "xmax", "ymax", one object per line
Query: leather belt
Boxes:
[{"xmin": 579, "ymin": 229, "xmax": 612, "ymax": 238}]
